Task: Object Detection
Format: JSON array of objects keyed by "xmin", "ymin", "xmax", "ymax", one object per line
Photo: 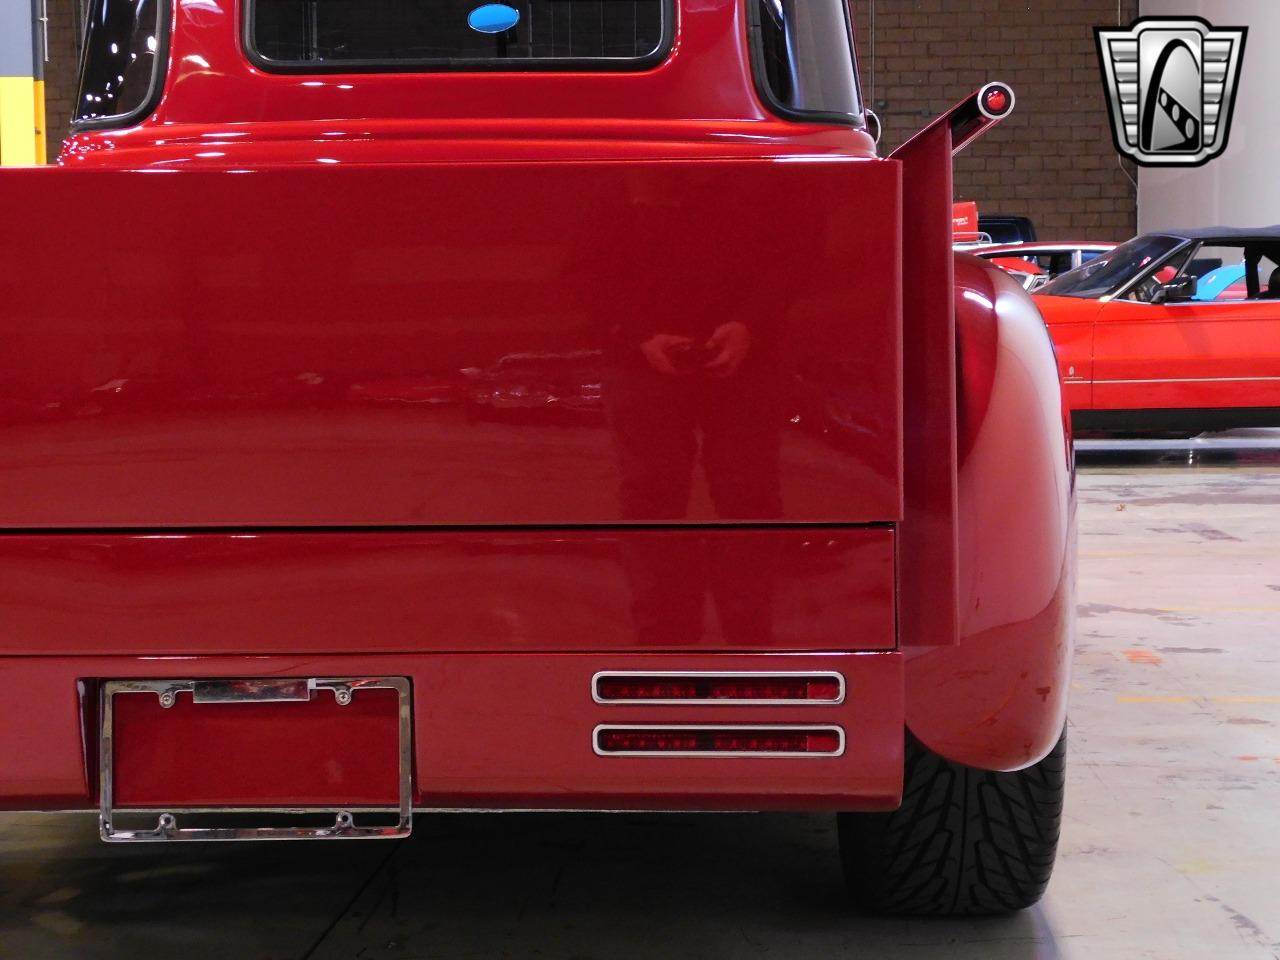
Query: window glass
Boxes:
[
  {"xmin": 984, "ymin": 254, "xmax": 1045, "ymax": 275},
  {"xmin": 75, "ymin": 0, "xmax": 164, "ymax": 125},
  {"xmin": 984, "ymin": 252, "xmax": 1067, "ymax": 279},
  {"xmin": 1012, "ymin": 252, "xmax": 1075, "ymax": 276},
  {"xmin": 1040, "ymin": 235, "xmax": 1186, "ymax": 299},
  {"xmin": 1045, "ymin": 252, "xmax": 1075, "ymax": 276},
  {"xmin": 1184, "ymin": 244, "xmax": 1280, "ymax": 301},
  {"xmin": 1257, "ymin": 255, "xmax": 1280, "ymax": 299},
  {"xmin": 251, "ymin": 0, "xmax": 668, "ymax": 67},
  {"xmin": 750, "ymin": 0, "xmax": 862, "ymax": 122},
  {"xmin": 1120, "ymin": 248, "xmax": 1193, "ymax": 302}
]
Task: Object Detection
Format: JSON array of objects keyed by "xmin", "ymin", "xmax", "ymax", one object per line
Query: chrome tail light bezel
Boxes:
[
  {"xmin": 592, "ymin": 724, "xmax": 847, "ymax": 758},
  {"xmin": 591, "ymin": 671, "xmax": 846, "ymax": 706}
]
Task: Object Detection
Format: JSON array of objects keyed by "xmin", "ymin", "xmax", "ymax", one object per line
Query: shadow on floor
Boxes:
[
  {"xmin": 3, "ymin": 812, "xmax": 1065, "ymax": 959},
  {"xmin": 327, "ymin": 812, "xmax": 1065, "ymax": 960}
]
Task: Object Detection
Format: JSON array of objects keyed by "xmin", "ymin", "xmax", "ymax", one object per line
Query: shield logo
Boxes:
[{"xmin": 1096, "ymin": 17, "xmax": 1247, "ymax": 167}]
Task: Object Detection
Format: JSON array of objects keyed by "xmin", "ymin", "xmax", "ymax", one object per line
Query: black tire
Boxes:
[{"xmin": 838, "ymin": 729, "xmax": 1066, "ymax": 916}]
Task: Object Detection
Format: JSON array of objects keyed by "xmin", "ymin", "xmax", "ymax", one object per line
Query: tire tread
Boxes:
[{"xmin": 839, "ymin": 731, "xmax": 1066, "ymax": 916}]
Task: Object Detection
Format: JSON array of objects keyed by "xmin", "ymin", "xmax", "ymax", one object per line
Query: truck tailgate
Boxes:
[{"xmin": 0, "ymin": 159, "xmax": 901, "ymax": 527}]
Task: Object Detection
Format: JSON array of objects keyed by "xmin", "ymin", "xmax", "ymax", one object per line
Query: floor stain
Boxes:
[
  {"xmin": 1203, "ymin": 895, "xmax": 1277, "ymax": 950},
  {"xmin": 1122, "ymin": 649, "xmax": 1164, "ymax": 665},
  {"xmin": 1156, "ymin": 647, "xmax": 1225, "ymax": 654},
  {"xmin": 1182, "ymin": 523, "xmax": 1243, "ymax": 542},
  {"xmin": 1079, "ymin": 603, "xmax": 1172, "ymax": 619}
]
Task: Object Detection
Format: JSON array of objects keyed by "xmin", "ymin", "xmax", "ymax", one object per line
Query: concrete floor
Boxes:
[{"xmin": 3, "ymin": 435, "xmax": 1279, "ymax": 959}]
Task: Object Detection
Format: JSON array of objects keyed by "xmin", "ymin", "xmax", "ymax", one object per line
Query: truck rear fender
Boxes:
[
  {"xmin": 891, "ymin": 86, "xmax": 1074, "ymax": 771},
  {"xmin": 907, "ymin": 258, "xmax": 1075, "ymax": 771}
]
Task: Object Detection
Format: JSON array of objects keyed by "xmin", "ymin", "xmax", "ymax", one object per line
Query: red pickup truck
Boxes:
[{"xmin": 0, "ymin": 0, "xmax": 1073, "ymax": 916}]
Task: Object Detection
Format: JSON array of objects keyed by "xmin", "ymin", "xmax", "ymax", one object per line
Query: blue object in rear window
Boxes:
[
  {"xmin": 469, "ymin": 4, "xmax": 520, "ymax": 34},
  {"xmin": 1194, "ymin": 264, "xmax": 1246, "ymax": 300}
]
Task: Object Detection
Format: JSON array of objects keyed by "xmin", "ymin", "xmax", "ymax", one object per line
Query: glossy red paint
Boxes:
[
  {"xmin": 0, "ymin": 529, "xmax": 897, "ymax": 655},
  {"xmin": 990, "ymin": 256, "xmax": 1044, "ymax": 275},
  {"xmin": 1, "ymin": 652, "xmax": 904, "ymax": 811},
  {"xmin": 0, "ymin": 0, "xmax": 1073, "ymax": 818},
  {"xmin": 1087, "ymin": 297, "xmax": 1280, "ymax": 411},
  {"xmin": 1036, "ymin": 295, "xmax": 1102, "ymax": 411},
  {"xmin": 113, "ymin": 686, "xmax": 403, "ymax": 806},
  {"xmin": 62, "ymin": 0, "xmax": 877, "ymax": 167},
  {"xmin": 1038, "ymin": 291, "xmax": 1280, "ymax": 416},
  {"xmin": 887, "ymin": 85, "xmax": 1032, "ymax": 655},
  {"xmin": 0, "ymin": 161, "xmax": 901, "ymax": 527},
  {"xmin": 891, "ymin": 118, "xmax": 959, "ymax": 650},
  {"xmin": 907, "ymin": 259, "xmax": 1074, "ymax": 771}
]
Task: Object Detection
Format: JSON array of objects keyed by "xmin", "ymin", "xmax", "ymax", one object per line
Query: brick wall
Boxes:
[
  {"xmin": 852, "ymin": 0, "xmax": 1140, "ymax": 239},
  {"xmin": 43, "ymin": 0, "xmax": 81, "ymax": 161}
]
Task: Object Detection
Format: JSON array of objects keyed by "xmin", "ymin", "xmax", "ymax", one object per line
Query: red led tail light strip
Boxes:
[
  {"xmin": 593, "ymin": 725, "xmax": 845, "ymax": 757},
  {"xmin": 592, "ymin": 672, "xmax": 845, "ymax": 706}
]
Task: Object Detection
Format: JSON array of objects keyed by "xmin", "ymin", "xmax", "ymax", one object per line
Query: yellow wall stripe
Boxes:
[
  {"xmin": 0, "ymin": 75, "xmax": 39, "ymax": 166},
  {"xmin": 33, "ymin": 78, "xmax": 46, "ymax": 164}
]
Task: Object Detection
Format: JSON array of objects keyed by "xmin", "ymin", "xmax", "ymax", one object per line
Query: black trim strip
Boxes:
[
  {"xmin": 242, "ymin": 0, "xmax": 676, "ymax": 74},
  {"xmin": 71, "ymin": 0, "xmax": 172, "ymax": 132},
  {"xmin": 745, "ymin": 0, "xmax": 864, "ymax": 128},
  {"xmin": 1073, "ymin": 406, "xmax": 1280, "ymax": 435}
]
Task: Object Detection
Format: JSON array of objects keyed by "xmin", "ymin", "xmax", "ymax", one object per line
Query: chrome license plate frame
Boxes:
[{"xmin": 99, "ymin": 677, "xmax": 412, "ymax": 842}]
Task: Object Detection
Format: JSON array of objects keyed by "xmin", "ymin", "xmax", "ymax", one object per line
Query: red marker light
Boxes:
[
  {"xmin": 594, "ymin": 674, "xmax": 842, "ymax": 703},
  {"xmin": 595, "ymin": 728, "xmax": 843, "ymax": 755},
  {"xmin": 978, "ymin": 83, "xmax": 1014, "ymax": 119}
]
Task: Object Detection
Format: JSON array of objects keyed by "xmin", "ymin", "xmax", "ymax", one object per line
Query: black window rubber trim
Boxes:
[
  {"xmin": 71, "ymin": 0, "xmax": 172, "ymax": 132},
  {"xmin": 242, "ymin": 0, "xmax": 676, "ymax": 74},
  {"xmin": 745, "ymin": 0, "xmax": 866, "ymax": 129}
]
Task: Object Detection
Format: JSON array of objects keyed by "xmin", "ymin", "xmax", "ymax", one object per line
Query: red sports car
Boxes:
[{"xmin": 1035, "ymin": 227, "xmax": 1280, "ymax": 434}]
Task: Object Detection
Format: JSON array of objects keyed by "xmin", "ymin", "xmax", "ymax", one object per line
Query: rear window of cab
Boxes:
[
  {"xmin": 248, "ymin": 0, "xmax": 863, "ymax": 126},
  {"xmin": 73, "ymin": 0, "xmax": 864, "ymax": 129},
  {"xmin": 248, "ymin": 0, "xmax": 674, "ymax": 70}
]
